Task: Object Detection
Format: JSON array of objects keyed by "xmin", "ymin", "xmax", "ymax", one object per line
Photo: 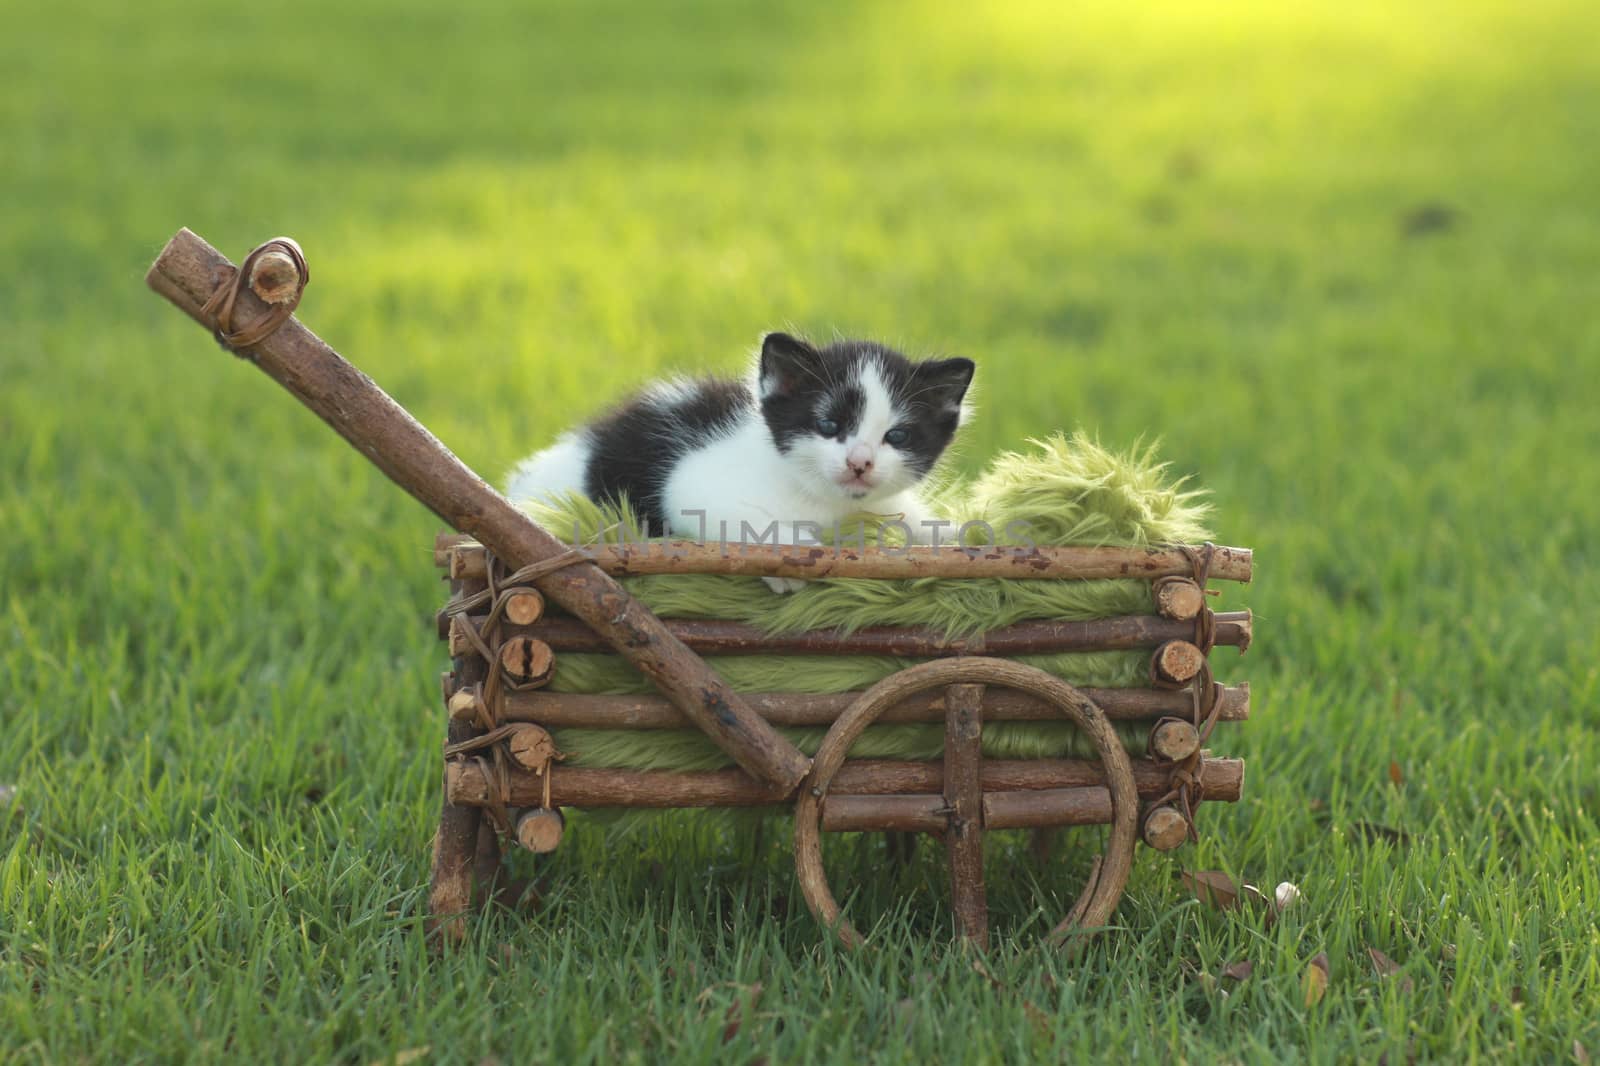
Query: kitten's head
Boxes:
[{"xmin": 756, "ymin": 332, "xmax": 975, "ymax": 505}]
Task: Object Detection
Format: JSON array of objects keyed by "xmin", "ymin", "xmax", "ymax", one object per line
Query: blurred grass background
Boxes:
[{"xmin": 3, "ymin": 1, "xmax": 1599, "ymax": 1061}]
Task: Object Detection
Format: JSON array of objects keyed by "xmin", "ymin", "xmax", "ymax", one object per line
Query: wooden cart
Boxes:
[{"xmin": 147, "ymin": 231, "xmax": 1252, "ymax": 950}]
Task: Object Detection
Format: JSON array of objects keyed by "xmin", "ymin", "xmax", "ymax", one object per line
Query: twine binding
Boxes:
[
  {"xmin": 442, "ymin": 546, "xmax": 588, "ymax": 832},
  {"xmin": 1147, "ymin": 542, "xmax": 1225, "ymax": 842},
  {"xmin": 200, "ymin": 238, "xmax": 309, "ymax": 353}
]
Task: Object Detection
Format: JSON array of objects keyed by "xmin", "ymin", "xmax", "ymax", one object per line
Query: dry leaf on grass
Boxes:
[
  {"xmin": 1182, "ymin": 870, "xmax": 1240, "ymax": 910},
  {"xmin": 1303, "ymin": 952, "xmax": 1330, "ymax": 1006},
  {"xmin": 1573, "ymin": 1040, "xmax": 1590, "ymax": 1065},
  {"xmin": 1367, "ymin": 947, "xmax": 1414, "ymax": 992},
  {"xmin": 1367, "ymin": 948, "xmax": 1401, "ymax": 976},
  {"xmin": 1389, "ymin": 760, "xmax": 1405, "ymax": 787},
  {"xmin": 721, "ymin": 983, "xmax": 765, "ymax": 1043},
  {"xmin": 1184, "ymin": 871, "xmax": 1301, "ymax": 925}
]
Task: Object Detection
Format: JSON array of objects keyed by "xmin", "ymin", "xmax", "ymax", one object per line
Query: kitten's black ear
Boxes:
[
  {"xmin": 758, "ymin": 332, "xmax": 819, "ymax": 397},
  {"xmin": 915, "ymin": 357, "xmax": 976, "ymax": 407}
]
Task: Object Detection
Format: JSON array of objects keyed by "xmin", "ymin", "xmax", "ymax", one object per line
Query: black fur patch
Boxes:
[
  {"xmin": 890, "ymin": 355, "xmax": 975, "ymax": 476},
  {"xmin": 580, "ymin": 377, "xmax": 752, "ymax": 534},
  {"xmin": 758, "ymin": 333, "xmax": 973, "ymax": 474}
]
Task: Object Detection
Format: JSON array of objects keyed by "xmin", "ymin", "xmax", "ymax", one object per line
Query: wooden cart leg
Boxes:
[
  {"xmin": 472, "ymin": 820, "xmax": 506, "ymax": 909},
  {"xmin": 430, "ymin": 566, "xmax": 493, "ymax": 947},
  {"xmin": 429, "ymin": 721, "xmax": 486, "ymax": 947},
  {"xmin": 944, "ymin": 683, "xmax": 988, "ymax": 949}
]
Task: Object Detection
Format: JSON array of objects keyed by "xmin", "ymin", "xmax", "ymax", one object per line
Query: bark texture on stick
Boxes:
[
  {"xmin": 428, "ymin": 574, "xmax": 491, "ymax": 946},
  {"xmin": 147, "ymin": 228, "xmax": 808, "ymax": 792},
  {"xmin": 501, "ymin": 683, "xmax": 1250, "ymax": 729},
  {"xmin": 981, "ymin": 788, "xmax": 1113, "ymax": 830},
  {"xmin": 486, "ymin": 611, "xmax": 1250, "ymax": 657},
  {"xmin": 471, "ymin": 821, "xmax": 505, "ymax": 910},
  {"xmin": 446, "ymin": 754, "xmax": 1245, "ymax": 809},
  {"xmin": 943, "ymin": 683, "xmax": 988, "ymax": 948},
  {"xmin": 434, "ymin": 531, "xmax": 457, "ymax": 569},
  {"xmin": 435, "ymin": 536, "xmax": 1253, "ymax": 583},
  {"xmin": 450, "ymin": 544, "xmax": 488, "ymax": 581},
  {"xmin": 430, "ymin": 717, "xmax": 487, "ymax": 943},
  {"xmin": 822, "ymin": 794, "xmax": 948, "ymax": 832},
  {"xmin": 447, "ymin": 616, "xmax": 475, "ymax": 659},
  {"xmin": 823, "ymin": 788, "xmax": 1199, "ymax": 838}
]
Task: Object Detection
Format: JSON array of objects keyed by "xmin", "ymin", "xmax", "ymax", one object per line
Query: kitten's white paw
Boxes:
[{"xmin": 763, "ymin": 576, "xmax": 810, "ymax": 594}]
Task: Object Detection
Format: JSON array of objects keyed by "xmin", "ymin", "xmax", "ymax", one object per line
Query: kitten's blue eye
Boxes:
[
  {"xmin": 884, "ymin": 427, "xmax": 910, "ymax": 447},
  {"xmin": 815, "ymin": 418, "xmax": 839, "ymax": 437}
]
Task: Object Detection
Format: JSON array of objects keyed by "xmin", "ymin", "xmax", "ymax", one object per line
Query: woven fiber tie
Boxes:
[{"xmin": 200, "ymin": 238, "xmax": 309, "ymax": 352}]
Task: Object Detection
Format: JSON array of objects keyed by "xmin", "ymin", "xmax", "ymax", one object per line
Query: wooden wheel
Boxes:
[{"xmin": 793, "ymin": 658, "xmax": 1139, "ymax": 949}]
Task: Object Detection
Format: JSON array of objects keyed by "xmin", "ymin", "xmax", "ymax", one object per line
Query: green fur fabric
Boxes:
[{"xmin": 515, "ymin": 433, "xmax": 1211, "ymax": 769}]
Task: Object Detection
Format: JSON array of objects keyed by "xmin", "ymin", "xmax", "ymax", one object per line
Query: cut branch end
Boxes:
[
  {"xmin": 513, "ymin": 808, "xmax": 565, "ymax": 853},
  {"xmin": 248, "ymin": 250, "xmax": 303, "ymax": 305},
  {"xmin": 1142, "ymin": 805, "xmax": 1189, "ymax": 850}
]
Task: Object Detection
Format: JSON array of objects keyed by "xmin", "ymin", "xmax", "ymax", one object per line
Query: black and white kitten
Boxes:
[{"xmin": 505, "ymin": 332, "xmax": 975, "ymax": 590}]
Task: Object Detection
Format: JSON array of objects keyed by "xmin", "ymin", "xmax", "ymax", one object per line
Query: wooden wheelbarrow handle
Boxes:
[{"xmin": 146, "ymin": 228, "xmax": 810, "ymax": 792}]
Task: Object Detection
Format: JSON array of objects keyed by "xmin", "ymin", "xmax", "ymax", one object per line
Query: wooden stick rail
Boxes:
[
  {"xmin": 437, "ymin": 537, "xmax": 1253, "ymax": 584},
  {"xmin": 824, "ymin": 787, "xmax": 1124, "ymax": 833},
  {"xmin": 445, "ymin": 755, "xmax": 1244, "ymax": 809},
  {"xmin": 489, "ymin": 683, "xmax": 1250, "ymax": 728},
  {"xmin": 451, "ymin": 611, "xmax": 1251, "ymax": 657}
]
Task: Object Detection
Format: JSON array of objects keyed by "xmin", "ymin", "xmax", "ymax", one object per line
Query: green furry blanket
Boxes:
[{"xmin": 515, "ymin": 434, "xmax": 1211, "ymax": 769}]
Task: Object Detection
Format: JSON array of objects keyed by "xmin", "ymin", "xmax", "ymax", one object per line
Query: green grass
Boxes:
[{"xmin": 4, "ymin": 0, "xmax": 1599, "ymax": 1061}]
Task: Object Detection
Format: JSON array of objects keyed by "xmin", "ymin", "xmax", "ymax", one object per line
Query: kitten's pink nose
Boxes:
[{"xmin": 846, "ymin": 444, "xmax": 875, "ymax": 476}]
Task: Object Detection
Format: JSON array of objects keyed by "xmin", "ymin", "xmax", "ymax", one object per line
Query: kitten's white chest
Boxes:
[{"xmin": 660, "ymin": 417, "xmax": 834, "ymax": 539}]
